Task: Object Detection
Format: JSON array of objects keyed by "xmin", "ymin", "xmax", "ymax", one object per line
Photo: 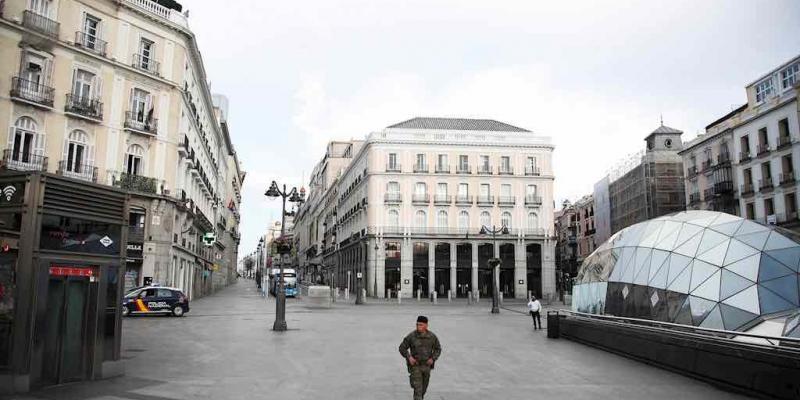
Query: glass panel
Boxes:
[
  {"xmin": 667, "ymin": 253, "xmax": 692, "ymax": 286},
  {"xmin": 764, "ymin": 232, "xmax": 798, "ymax": 251},
  {"xmin": 696, "ymin": 230, "xmax": 728, "ymax": 256},
  {"xmin": 723, "ymin": 239, "xmax": 760, "ymax": 266},
  {"xmin": 719, "ymin": 303, "xmax": 758, "ymax": 331},
  {"xmin": 735, "ymin": 231, "xmax": 770, "ymax": 251},
  {"xmin": 672, "ymin": 297, "xmax": 693, "ymax": 325},
  {"xmin": 0, "ymin": 254, "xmax": 15, "ymax": 367},
  {"xmin": 764, "ymin": 247, "xmax": 800, "ymax": 272},
  {"xmin": 676, "ymin": 223, "xmax": 704, "ymax": 247},
  {"xmin": 673, "ymin": 232, "xmax": 702, "ymax": 257},
  {"xmin": 758, "ymin": 254, "xmax": 794, "ymax": 282},
  {"xmin": 648, "ymin": 249, "xmax": 669, "ymax": 281},
  {"xmin": 104, "ymin": 266, "xmax": 118, "ymax": 361},
  {"xmin": 696, "ymin": 239, "xmax": 729, "ymax": 266},
  {"xmin": 760, "ymin": 275, "xmax": 799, "ymax": 306},
  {"xmin": 720, "ymin": 269, "xmax": 754, "ymax": 300},
  {"xmin": 689, "ymin": 260, "xmax": 717, "ymax": 292},
  {"xmin": 710, "ymin": 220, "xmax": 743, "ymax": 236},
  {"xmin": 42, "ymin": 278, "xmax": 64, "ymax": 383},
  {"xmin": 689, "ymin": 296, "xmax": 717, "ymax": 326},
  {"xmin": 62, "ymin": 279, "xmax": 88, "ymax": 381},
  {"xmin": 758, "ymin": 285, "xmax": 795, "ymax": 314},
  {"xmin": 691, "ymin": 270, "xmax": 721, "ymax": 302},
  {"xmin": 667, "ymin": 261, "xmax": 692, "ymax": 294},
  {"xmin": 649, "ymin": 259, "xmax": 670, "ymax": 289},
  {"xmin": 722, "ymin": 285, "xmax": 760, "ymax": 314},
  {"xmin": 633, "ymin": 252, "xmax": 651, "ymax": 286},
  {"xmin": 735, "ymin": 220, "xmax": 769, "ymax": 236},
  {"xmin": 699, "ymin": 304, "xmax": 724, "ymax": 329},
  {"xmin": 723, "ymin": 253, "xmax": 760, "ymax": 281},
  {"xmin": 40, "ymin": 214, "xmax": 122, "ymax": 255}
]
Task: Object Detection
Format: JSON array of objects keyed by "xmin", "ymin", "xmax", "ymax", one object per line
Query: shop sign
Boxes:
[
  {"xmin": 0, "ymin": 182, "xmax": 24, "ymax": 204},
  {"xmin": 49, "ymin": 265, "xmax": 94, "ymax": 277},
  {"xmin": 126, "ymin": 243, "xmax": 144, "ymax": 259}
]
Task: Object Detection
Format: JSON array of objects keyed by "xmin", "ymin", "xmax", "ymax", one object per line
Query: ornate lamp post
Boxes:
[
  {"xmin": 265, "ymin": 180, "xmax": 304, "ymax": 331},
  {"xmin": 373, "ymin": 242, "xmax": 379, "ymax": 300},
  {"xmin": 479, "ymin": 224, "xmax": 509, "ymax": 314}
]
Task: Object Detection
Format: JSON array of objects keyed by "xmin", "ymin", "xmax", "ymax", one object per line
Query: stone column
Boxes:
[
  {"xmin": 449, "ymin": 241, "xmax": 457, "ymax": 296},
  {"xmin": 428, "ymin": 242, "xmax": 436, "ymax": 296},
  {"xmin": 401, "ymin": 238, "xmax": 413, "ymax": 298},
  {"xmin": 471, "ymin": 242, "xmax": 478, "ymax": 297},
  {"xmin": 542, "ymin": 239, "xmax": 557, "ymax": 301},
  {"xmin": 514, "ymin": 239, "xmax": 527, "ymax": 299},
  {"xmin": 377, "ymin": 239, "xmax": 386, "ymax": 298},
  {"xmin": 367, "ymin": 239, "xmax": 376, "ymax": 297}
]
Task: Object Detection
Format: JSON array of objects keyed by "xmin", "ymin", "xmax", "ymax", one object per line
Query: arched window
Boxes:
[
  {"xmin": 10, "ymin": 116, "xmax": 45, "ymax": 167},
  {"xmin": 125, "ymin": 144, "xmax": 145, "ymax": 175},
  {"xmin": 415, "ymin": 210, "xmax": 427, "ymax": 228},
  {"xmin": 480, "ymin": 211, "xmax": 491, "ymax": 227},
  {"xmin": 527, "ymin": 212, "xmax": 539, "ymax": 229},
  {"xmin": 501, "ymin": 211, "xmax": 512, "ymax": 228},
  {"xmin": 458, "ymin": 211, "xmax": 469, "ymax": 230},
  {"xmin": 64, "ymin": 129, "xmax": 92, "ymax": 175},
  {"xmin": 387, "ymin": 209, "xmax": 399, "ymax": 227},
  {"xmin": 437, "ymin": 210, "xmax": 448, "ymax": 228}
]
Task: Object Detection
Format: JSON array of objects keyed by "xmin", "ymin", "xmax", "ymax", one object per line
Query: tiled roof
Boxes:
[
  {"xmin": 388, "ymin": 117, "xmax": 530, "ymax": 132},
  {"xmin": 650, "ymin": 124, "xmax": 683, "ymax": 135}
]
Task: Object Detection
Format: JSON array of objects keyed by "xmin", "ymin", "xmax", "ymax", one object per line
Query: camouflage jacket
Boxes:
[{"xmin": 399, "ymin": 330, "xmax": 442, "ymax": 366}]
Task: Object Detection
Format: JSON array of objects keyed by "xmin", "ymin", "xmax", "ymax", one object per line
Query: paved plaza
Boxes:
[{"xmin": 7, "ymin": 282, "xmax": 754, "ymax": 400}]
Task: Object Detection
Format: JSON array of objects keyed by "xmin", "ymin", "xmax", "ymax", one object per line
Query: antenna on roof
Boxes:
[{"xmin": 660, "ymin": 114, "xmax": 664, "ymax": 126}]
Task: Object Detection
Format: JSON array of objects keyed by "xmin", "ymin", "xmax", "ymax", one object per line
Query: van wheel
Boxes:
[
  {"xmin": 172, "ymin": 305, "xmax": 185, "ymax": 317},
  {"xmin": 122, "ymin": 306, "xmax": 130, "ymax": 317}
]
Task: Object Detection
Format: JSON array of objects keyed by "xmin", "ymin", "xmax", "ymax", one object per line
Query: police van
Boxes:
[{"xmin": 122, "ymin": 286, "xmax": 190, "ymax": 317}]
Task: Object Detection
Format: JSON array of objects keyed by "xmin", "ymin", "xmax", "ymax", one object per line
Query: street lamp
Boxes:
[
  {"xmin": 479, "ymin": 224, "xmax": 509, "ymax": 314},
  {"xmin": 264, "ymin": 180, "xmax": 304, "ymax": 332},
  {"xmin": 373, "ymin": 242, "xmax": 379, "ymax": 300}
]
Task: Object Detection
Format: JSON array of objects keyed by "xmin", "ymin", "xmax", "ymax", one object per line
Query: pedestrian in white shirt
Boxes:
[{"xmin": 527, "ymin": 297, "xmax": 542, "ymax": 330}]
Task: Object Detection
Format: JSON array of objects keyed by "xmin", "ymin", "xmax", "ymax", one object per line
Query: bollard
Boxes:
[
  {"xmin": 398, "ymin": 291, "xmax": 402, "ymax": 304},
  {"xmin": 467, "ymin": 293, "xmax": 472, "ymax": 305},
  {"xmin": 447, "ymin": 290, "xmax": 452, "ymax": 303},
  {"xmin": 345, "ymin": 290, "xmax": 350, "ymax": 300},
  {"xmin": 433, "ymin": 292, "xmax": 438, "ymax": 305},
  {"xmin": 417, "ymin": 290, "xmax": 421, "ymax": 302},
  {"xmin": 362, "ymin": 289, "xmax": 367, "ymax": 302},
  {"xmin": 499, "ymin": 292, "xmax": 504, "ymax": 306}
]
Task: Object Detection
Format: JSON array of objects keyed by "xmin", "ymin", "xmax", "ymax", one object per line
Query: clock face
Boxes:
[{"xmin": 664, "ymin": 139, "xmax": 673, "ymax": 148}]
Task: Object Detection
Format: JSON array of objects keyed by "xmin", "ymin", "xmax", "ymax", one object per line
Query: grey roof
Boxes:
[
  {"xmin": 650, "ymin": 124, "xmax": 683, "ymax": 135},
  {"xmin": 387, "ymin": 117, "xmax": 530, "ymax": 132}
]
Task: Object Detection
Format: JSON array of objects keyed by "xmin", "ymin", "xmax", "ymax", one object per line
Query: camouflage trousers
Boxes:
[{"xmin": 408, "ymin": 364, "xmax": 431, "ymax": 400}]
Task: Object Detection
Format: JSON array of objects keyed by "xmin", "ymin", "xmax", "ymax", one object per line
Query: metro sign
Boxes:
[{"xmin": 49, "ymin": 265, "xmax": 95, "ymax": 277}]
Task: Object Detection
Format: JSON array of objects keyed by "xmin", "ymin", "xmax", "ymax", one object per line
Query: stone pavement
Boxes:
[{"xmin": 5, "ymin": 281, "xmax": 754, "ymax": 400}]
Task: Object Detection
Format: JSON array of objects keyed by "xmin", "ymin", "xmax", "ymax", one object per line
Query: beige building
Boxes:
[
  {"xmin": 296, "ymin": 117, "xmax": 557, "ymax": 300},
  {"xmin": 0, "ymin": 0, "xmax": 243, "ymax": 299}
]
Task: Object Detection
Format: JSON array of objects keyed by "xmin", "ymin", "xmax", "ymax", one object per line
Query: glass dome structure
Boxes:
[{"xmin": 573, "ymin": 211, "xmax": 800, "ymax": 337}]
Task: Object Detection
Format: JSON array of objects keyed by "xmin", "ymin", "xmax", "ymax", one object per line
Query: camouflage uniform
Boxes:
[{"xmin": 398, "ymin": 330, "xmax": 442, "ymax": 400}]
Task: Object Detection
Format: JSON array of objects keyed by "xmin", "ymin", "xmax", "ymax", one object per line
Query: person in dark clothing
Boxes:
[{"xmin": 398, "ymin": 316, "xmax": 442, "ymax": 400}]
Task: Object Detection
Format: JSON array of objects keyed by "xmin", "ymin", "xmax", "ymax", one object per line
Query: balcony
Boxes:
[
  {"xmin": 178, "ymin": 136, "xmax": 190, "ymax": 157},
  {"xmin": 717, "ymin": 152, "xmax": 731, "ymax": 165},
  {"xmin": 128, "ymin": 226, "xmax": 145, "ymax": 243},
  {"xmin": 703, "ymin": 188, "xmax": 714, "ymax": 200},
  {"xmin": 385, "ymin": 163, "xmax": 401, "ymax": 173},
  {"xmin": 777, "ymin": 136, "xmax": 794, "ymax": 150},
  {"xmin": 686, "ymin": 166, "xmax": 698, "ymax": 177},
  {"xmin": 413, "ymin": 164, "xmax": 429, "ymax": 173},
  {"xmin": 780, "ymin": 173, "xmax": 796, "ymax": 187},
  {"xmin": 1, "ymin": 149, "xmax": 47, "ymax": 172},
  {"xmin": 57, "ymin": 160, "xmax": 97, "ymax": 182},
  {"xmin": 132, "ymin": 54, "xmax": 160, "ymax": 76},
  {"xmin": 412, "ymin": 193, "xmax": 430, "ymax": 204},
  {"xmin": 525, "ymin": 195, "xmax": 543, "ymax": 206},
  {"xmin": 477, "ymin": 165, "xmax": 493, "ymax": 175},
  {"xmin": 759, "ymin": 177, "xmax": 774, "ymax": 193},
  {"xmin": 701, "ymin": 160, "xmax": 713, "ymax": 172},
  {"xmin": 525, "ymin": 166, "xmax": 541, "ymax": 176},
  {"xmin": 113, "ymin": 172, "xmax": 158, "ymax": 194},
  {"xmin": 10, "ymin": 77, "xmax": 54, "ymax": 107},
  {"xmin": 688, "ymin": 192, "xmax": 701, "ymax": 205},
  {"xmin": 435, "ymin": 164, "xmax": 450, "ymax": 173},
  {"xmin": 740, "ymin": 183, "xmax": 754, "ymax": 196},
  {"xmin": 498, "ymin": 166, "xmax": 514, "ymax": 175},
  {"xmin": 22, "ymin": 10, "xmax": 59, "ymax": 38},
  {"xmin": 74, "ymin": 31, "xmax": 107, "ymax": 56},
  {"xmin": 455, "ymin": 195, "xmax": 473, "ymax": 205},
  {"xmin": 756, "ymin": 144, "xmax": 771, "ymax": 157},
  {"xmin": 65, "ymin": 94, "xmax": 103, "ymax": 121},
  {"xmin": 124, "ymin": 111, "xmax": 158, "ymax": 136},
  {"xmin": 713, "ymin": 181, "xmax": 734, "ymax": 195},
  {"xmin": 520, "ymin": 228, "xmax": 546, "ymax": 237},
  {"xmin": 384, "ymin": 193, "xmax": 402, "ymax": 203},
  {"xmin": 456, "ymin": 164, "xmax": 471, "ymax": 174},
  {"xmin": 739, "ymin": 151, "xmax": 751, "ymax": 163},
  {"xmin": 498, "ymin": 196, "xmax": 516, "ymax": 206},
  {"xmin": 433, "ymin": 195, "xmax": 451, "ymax": 205},
  {"xmin": 476, "ymin": 195, "xmax": 494, "ymax": 205}
]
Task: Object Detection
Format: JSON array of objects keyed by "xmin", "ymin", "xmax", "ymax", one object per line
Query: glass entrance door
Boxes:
[{"xmin": 42, "ymin": 276, "xmax": 90, "ymax": 384}]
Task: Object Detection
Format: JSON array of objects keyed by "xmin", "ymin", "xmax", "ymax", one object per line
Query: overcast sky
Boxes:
[{"xmin": 183, "ymin": 0, "xmax": 800, "ymax": 257}]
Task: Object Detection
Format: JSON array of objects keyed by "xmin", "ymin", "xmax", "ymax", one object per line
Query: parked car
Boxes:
[{"xmin": 122, "ymin": 287, "xmax": 190, "ymax": 317}]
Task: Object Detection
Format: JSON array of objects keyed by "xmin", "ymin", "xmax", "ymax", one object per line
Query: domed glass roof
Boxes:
[{"xmin": 573, "ymin": 211, "xmax": 800, "ymax": 337}]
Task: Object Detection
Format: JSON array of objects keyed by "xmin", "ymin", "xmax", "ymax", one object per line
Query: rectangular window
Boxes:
[
  {"xmin": 740, "ymin": 135, "xmax": 750, "ymax": 156},
  {"xmin": 138, "ymin": 38, "xmax": 154, "ymax": 68},
  {"xmin": 437, "ymin": 183, "xmax": 447, "ymax": 196},
  {"xmin": 787, "ymin": 193, "xmax": 797, "ymax": 214},
  {"xmin": 480, "ymin": 183, "xmax": 490, "ymax": 197},
  {"xmin": 459, "ymin": 155, "xmax": 468, "ymax": 170},
  {"xmin": 743, "ymin": 168, "xmax": 752, "ymax": 184},
  {"xmin": 755, "ymin": 78, "xmax": 774, "ymax": 103},
  {"xmin": 758, "ymin": 127, "xmax": 768, "ymax": 147},
  {"xmin": 501, "ymin": 184, "xmax": 511, "ymax": 197},
  {"xmin": 72, "ymin": 69, "xmax": 94, "ymax": 99},
  {"xmin": 779, "ymin": 118, "xmax": 790, "ymax": 140},
  {"xmin": 126, "ymin": 154, "xmax": 142, "ymax": 175},
  {"xmin": 745, "ymin": 203, "xmax": 755, "ymax": 219},
  {"xmin": 762, "ymin": 162, "xmax": 772, "ymax": 179},
  {"xmin": 500, "ymin": 156, "xmax": 511, "ymax": 172},
  {"xmin": 415, "ymin": 182, "xmax": 426, "ymax": 195},
  {"xmin": 480, "ymin": 155, "xmax": 489, "ymax": 169},
  {"xmin": 416, "ymin": 153, "xmax": 425, "ymax": 167},
  {"xmin": 388, "ymin": 181, "xmax": 399, "ymax": 194},
  {"xmin": 388, "ymin": 153, "xmax": 397, "ymax": 169},
  {"xmin": 781, "ymin": 63, "xmax": 798, "ymax": 90},
  {"xmin": 764, "ymin": 198, "xmax": 774, "ymax": 216},
  {"xmin": 131, "ymin": 88, "xmax": 149, "ymax": 122},
  {"xmin": 437, "ymin": 154, "xmax": 447, "ymax": 168},
  {"xmin": 458, "ymin": 183, "xmax": 468, "ymax": 196}
]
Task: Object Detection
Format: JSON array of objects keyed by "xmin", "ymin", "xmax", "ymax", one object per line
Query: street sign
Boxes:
[{"xmin": 202, "ymin": 232, "xmax": 216, "ymax": 247}]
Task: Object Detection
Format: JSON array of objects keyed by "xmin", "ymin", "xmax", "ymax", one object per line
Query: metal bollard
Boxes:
[
  {"xmin": 476, "ymin": 292, "xmax": 480, "ymax": 303},
  {"xmin": 433, "ymin": 292, "xmax": 438, "ymax": 305},
  {"xmin": 345, "ymin": 290, "xmax": 350, "ymax": 300},
  {"xmin": 398, "ymin": 291, "xmax": 402, "ymax": 304},
  {"xmin": 362, "ymin": 289, "xmax": 367, "ymax": 302},
  {"xmin": 447, "ymin": 290, "xmax": 452, "ymax": 303},
  {"xmin": 417, "ymin": 290, "xmax": 421, "ymax": 302},
  {"xmin": 499, "ymin": 292, "xmax": 504, "ymax": 306}
]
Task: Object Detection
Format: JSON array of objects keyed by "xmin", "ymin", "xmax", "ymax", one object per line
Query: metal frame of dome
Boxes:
[{"xmin": 573, "ymin": 211, "xmax": 800, "ymax": 336}]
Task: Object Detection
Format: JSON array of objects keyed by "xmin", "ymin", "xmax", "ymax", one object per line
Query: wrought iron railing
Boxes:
[
  {"xmin": 435, "ymin": 164, "xmax": 450, "ymax": 173},
  {"xmin": 455, "ymin": 195, "xmax": 473, "ymax": 204},
  {"xmin": 757, "ymin": 144, "xmax": 771, "ymax": 156},
  {"xmin": 739, "ymin": 151, "xmax": 751, "ymax": 163},
  {"xmin": 413, "ymin": 164, "xmax": 429, "ymax": 173},
  {"xmin": 433, "ymin": 195, "xmax": 451, "ymax": 204},
  {"xmin": 1, "ymin": 149, "xmax": 47, "ymax": 171},
  {"xmin": 65, "ymin": 94, "xmax": 103, "ymax": 120},
  {"xmin": 777, "ymin": 135, "xmax": 794, "ymax": 150},
  {"xmin": 498, "ymin": 196, "xmax": 516, "ymax": 205},
  {"xmin": 525, "ymin": 166, "xmax": 541, "ymax": 176},
  {"xmin": 456, "ymin": 164, "xmax": 471, "ymax": 174},
  {"xmin": 10, "ymin": 77, "xmax": 54, "ymax": 106},
  {"xmin": 75, "ymin": 31, "xmax": 107, "ymax": 56},
  {"xmin": 57, "ymin": 160, "xmax": 97, "ymax": 182},
  {"xmin": 132, "ymin": 53, "xmax": 160, "ymax": 76},
  {"xmin": 476, "ymin": 195, "xmax": 494, "ymax": 205},
  {"xmin": 780, "ymin": 173, "xmax": 796, "ymax": 186},
  {"xmin": 740, "ymin": 183, "xmax": 754, "ymax": 196},
  {"xmin": 525, "ymin": 195, "xmax": 543, "ymax": 205},
  {"xmin": 124, "ymin": 111, "xmax": 158, "ymax": 135},
  {"xmin": 384, "ymin": 193, "xmax": 402, "ymax": 203},
  {"xmin": 411, "ymin": 193, "xmax": 430, "ymax": 203},
  {"xmin": 498, "ymin": 166, "xmax": 514, "ymax": 175},
  {"xmin": 385, "ymin": 163, "xmax": 401, "ymax": 172},
  {"xmin": 759, "ymin": 177, "xmax": 774, "ymax": 193},
  {"xmin": 23, "ymin": 10, "xmax": 59, "ymax": 38},
  {"xmin": 477, "ymin": 165, "xmax": 493, "ymax": 174}
]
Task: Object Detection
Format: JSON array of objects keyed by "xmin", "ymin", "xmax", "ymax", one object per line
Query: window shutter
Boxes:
[
  {"xmin": 80, "ymin": 11, "xmax": 86, "ymax": 36},
  {"xmin": 7, "ymin": 126, "xmax": 16, "ymax": 156},
  {"xmin": 62, "ymin": 137, "xmax": 70, "ymax": 168},
  {"xmin": 87, "ymin": 142, "xmax": 95, "ymax": 175},
  {"xmin": 70, "ymin": 68, "xmax": 78, "ymax": 96},
  {"xmin": 129, "ymin": 87, "xmax": 135, "ymax": 112},
  {"xmin": 94, "ymin": 74, "xmax": 103, "ymax": 99},
  {"xmin": 18, "ymin": 49, "xmax": 28, "ymax": 75},
  {"xmin": 43, "ymin": 58, "xmax": 53, "ymax": 86},
  {"xmin": 34, "ymin": 131, "xmax": 46, "ymax": 161}
]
